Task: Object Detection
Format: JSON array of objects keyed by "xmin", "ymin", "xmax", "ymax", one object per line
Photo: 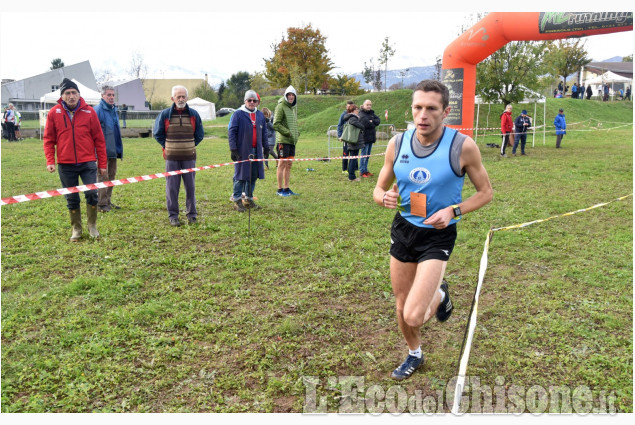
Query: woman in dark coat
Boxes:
[{"xmin": 341, "ymin": 103, "xmax": 366, "ymax": 182}]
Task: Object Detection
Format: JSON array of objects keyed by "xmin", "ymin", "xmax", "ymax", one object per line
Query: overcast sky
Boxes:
[{"xmin": 1, "ymin": 1, "xmax": 633, "ymax": 88}]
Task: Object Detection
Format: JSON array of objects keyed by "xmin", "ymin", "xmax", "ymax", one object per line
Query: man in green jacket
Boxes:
[{"xmin": 273, "ymin": 85, "xmax": 300, "ymax": 196}]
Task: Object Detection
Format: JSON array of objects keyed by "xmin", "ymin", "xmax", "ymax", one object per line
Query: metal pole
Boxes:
[{"xmin": 248, "ymin": 154, "xmax": 254, "ymax": 240}]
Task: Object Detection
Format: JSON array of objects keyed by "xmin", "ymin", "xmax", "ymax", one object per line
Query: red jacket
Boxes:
[
  {"xmin": 44, "ymin": 97, "xmax": 107, "ymax": 169},
  {"xmin": 500, "ymin": 110, "xmax": 513, "ymax": 133}
]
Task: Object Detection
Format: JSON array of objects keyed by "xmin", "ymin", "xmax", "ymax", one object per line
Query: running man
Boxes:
[{"xmin": 373, "ymin": 79, "xmax": 493, "ymax": 380}]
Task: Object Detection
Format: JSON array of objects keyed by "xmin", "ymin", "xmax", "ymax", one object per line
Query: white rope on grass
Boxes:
[{"xmin": 451, "ymin": 193, "xmax": 633, "ymax": 414}]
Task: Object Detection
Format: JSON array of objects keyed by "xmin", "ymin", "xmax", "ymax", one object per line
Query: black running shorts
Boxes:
[
  {"xmin": 390, "ymin": 212, "xmax": 457, "ymax": 263},
  {"xmin": 277, "ymin": 143, "xmax": 296, "ymax": 158}
]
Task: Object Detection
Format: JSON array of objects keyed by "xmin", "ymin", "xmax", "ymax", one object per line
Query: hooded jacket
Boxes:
[
  {"xmin": 44, "ymin": 97, "xmax": 107, "ymax": 169},
  {"xmin": 273, "ymin": 86, "xmax": 300, "ymax": 145},
  {"xmin": 93, "ymin": 98, "xmax": 123, "ymax": 159}
]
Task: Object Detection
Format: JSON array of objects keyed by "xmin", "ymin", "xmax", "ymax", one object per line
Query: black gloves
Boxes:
[{"xmin": 231, "ymin": 150, "xmax": 240, "ymax": 162}]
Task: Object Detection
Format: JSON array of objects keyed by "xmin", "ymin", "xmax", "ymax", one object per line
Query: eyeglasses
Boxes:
[{"xmin": 246, "ymin": 99, "xmax": 258, "ymax": 103}]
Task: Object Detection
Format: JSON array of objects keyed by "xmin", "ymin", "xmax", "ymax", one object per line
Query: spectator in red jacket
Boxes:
[
  {"xmin": 500, "ymin": 104, "xmax": 513, "ymax": 157},
  {"xmin": 44, "ymin": 78, "xmax": 107, "ymax": 242}
]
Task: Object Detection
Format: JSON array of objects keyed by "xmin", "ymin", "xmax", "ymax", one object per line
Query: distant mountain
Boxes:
[
  {"xmin": 599, "ymin": 56, "xmax": 623, "ymax": 62},
  {"xmin": 350, "ymin": 66, "xmax": 437, "ymax": 91}
]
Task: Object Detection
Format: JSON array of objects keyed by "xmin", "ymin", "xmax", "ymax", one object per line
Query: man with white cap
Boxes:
[{"xmin": 228, "ymin": 90, "xmax": 269, "ymax": 212}]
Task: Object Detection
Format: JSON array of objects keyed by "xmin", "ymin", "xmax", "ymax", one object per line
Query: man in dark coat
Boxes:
[
  {"xmin": 229, "ymin": 90, "xmax": 269, "ymax": 212},
  {"xmin": 358, "ymin": 99, "xmax": 380, "ymax": 177}
]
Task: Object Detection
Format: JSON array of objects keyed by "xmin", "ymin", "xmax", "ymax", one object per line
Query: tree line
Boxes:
[{"xmin": 49, "ymin": 17, "xmax": 631, "ymax": 110}]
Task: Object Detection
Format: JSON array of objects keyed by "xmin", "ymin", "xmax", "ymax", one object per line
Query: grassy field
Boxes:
[{"xmin": 1, "ymin": 97, "xmax": 632, "ymax": 413}]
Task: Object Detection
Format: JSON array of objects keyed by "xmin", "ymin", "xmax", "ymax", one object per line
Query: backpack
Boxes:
[{"xmin": 341, "ymin": 123, "xmax": 361, "ymax": 144}]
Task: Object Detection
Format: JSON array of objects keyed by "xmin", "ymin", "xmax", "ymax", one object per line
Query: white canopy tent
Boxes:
[
  {"xmin": 584, "ymin": 71, "xmax": 632, "ymax": 100},
  {"xmin": 187, "ymin": 97, "xmax": 216, "ymax": 120},
  {"xmin": 40, "ymin": 79, "xmax": 102, "ymax": 106}
]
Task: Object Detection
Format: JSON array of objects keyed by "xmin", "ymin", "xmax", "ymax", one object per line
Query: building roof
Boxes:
[{"xmin": 585, "ymin": 61, "xmax": 633, "ymax": 78}]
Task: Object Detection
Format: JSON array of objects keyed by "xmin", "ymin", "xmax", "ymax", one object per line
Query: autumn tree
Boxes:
[
  {"xmin": 50, "ymin": 58, "xmax": 64, "ymax": 70},
  {"xmin": 264, "ymin": 24, "xmax": 333, "ymax": 94},
  {"xmin": 544, "ymin": 39, "xmax": 591, "ymax": 87},
  {"xmin": 476, "ymin": 41, "xmax": 549, "ymax": 104},
  {"xmin": 329, "ymin": 74, "xmax": 365, "ymax": 96}
]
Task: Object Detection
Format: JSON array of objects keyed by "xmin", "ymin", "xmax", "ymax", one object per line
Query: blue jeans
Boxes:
[
  {"xmin": 233, "ymin": 148, "xmax": 258, "ymax": 200},
  {"xmin": 58, "ymin": 162, "xmax": 98, "ymax": 210},
  {"xmin": 347, "ymin": 149, "xmax": 359, "ymax": 180},
  {"xmin": 342, "ymin": 143, "xmax": 349, "ymax": 171},
  {"xmin": 360, "ymin": 143, "xmax": 373, "ymax": 174},
  {"xmin": 165, "ymin": 159, "xmax": 197, "ymax": 219},
  {"xmin": 512, "ymin": 133, "xmax": 527, "ymax": 154}
]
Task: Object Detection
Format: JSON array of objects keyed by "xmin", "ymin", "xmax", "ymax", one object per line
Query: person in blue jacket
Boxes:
[
  {"xmin": 94, "ymin": 85, "xmax": 124, "ymax": 212},
  {"xmin": 554, "ymin": 108, "xmax": 566, "ymax": 148},
  {"xmin": 512, "ymin": 109, "xmax": 531, "ymax": 156},
  {"xmin": 228, "ymin": 90, "xmax": 269, "ymax": 212}
]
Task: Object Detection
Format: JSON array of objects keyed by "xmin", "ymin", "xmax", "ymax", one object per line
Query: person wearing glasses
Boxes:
[{"xmin": 228, "ymin": 90, "xmax": 269, "ymax": 212}]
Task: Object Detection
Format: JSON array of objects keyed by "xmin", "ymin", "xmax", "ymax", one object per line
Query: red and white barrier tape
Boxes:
[{"xmin": 0, "ymin": 153, "xmax": 384, "ymax": 206}]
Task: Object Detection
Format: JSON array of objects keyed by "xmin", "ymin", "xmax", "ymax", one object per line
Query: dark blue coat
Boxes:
[{"xmin": 228, "ymin": 107, "xmax": 268, "ymax": 180}]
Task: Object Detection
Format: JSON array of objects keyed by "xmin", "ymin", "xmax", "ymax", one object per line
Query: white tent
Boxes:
[
  {"xmin": 40, "ymin": 79, "xmax": 102, "ymax": 105},
  {"xmin": 584, "ymin": 70, "xmax": 632, "ymax": 85},
  {"xmin": 187, "ymin": 97, "xmax": 216, "ymax": 120}
]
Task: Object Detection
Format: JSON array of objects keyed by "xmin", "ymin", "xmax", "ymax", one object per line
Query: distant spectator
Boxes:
[
  {"xmin": 14, "ymin": 107, "xmax": 23, "ymax": 140},
  {"xmin": 603, "ymin": 84, "xmax": 610, "ymax": 101},
  {"xmin": 571, "ymin": 83, "xmax": 578, "ymax": 99},
  {"xmin": 625, "ymin": 86, "xmax": 631, "ymax": 101},
  {"xmin": 585, "ymin": 84, "xmax": 593, "ymax": 100},
  {"xmin": 358, "ymin": 99, "xmax": 380, "ymax": 177},
  {"xmin": 558, "ymin": 81, "xmax": 563, "ymax": 93},
  {"xmin": 579, "ymin": 84, "xmax": 584, "ymax": 100},
  {"xmin": 618, "ymin": 88, "xmax": 624, "ymax": 100},
  {"xmin": 500, "ymin": 104, "xmax": 513, "ymax": 157},
  {"xmin": 261, "ymin": 107, "xmax": 278, "ymax": 169},
  {"xmin": 554, "ymin": 108, "xmax": 566, "ymax": 149},
  {"xmin": 4, "ymin": 103, "xmax": 16, "ymax": 141},
  {"xmin": 341, "ymin": 103, "xmax": 365, "ymax": 181},
  {"xmin": 337, "ymin": 101, "xmax": 354, "ymax": 174},
  {"xmin": 512, "ymin": 109, "xmax": 531, "ymax": 156},
  {"xmin": 121, "ymin": 104, "xmax": 128, "ymax": 128}
]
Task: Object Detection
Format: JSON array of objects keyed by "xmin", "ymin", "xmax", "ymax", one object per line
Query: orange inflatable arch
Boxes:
[{"xmin": 441, "ymin": 12, "xmax": 633, "ymax": 137}]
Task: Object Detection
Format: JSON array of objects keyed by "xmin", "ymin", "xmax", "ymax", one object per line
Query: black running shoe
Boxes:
[
  {"xmin": 391, "ymin": 354, "xmax": 425, "ymax": 380},
  {"xmin": 436, "ymin": 279, "xmax": 453, "ymax": 322}
]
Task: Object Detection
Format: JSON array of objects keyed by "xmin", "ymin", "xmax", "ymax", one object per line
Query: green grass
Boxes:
[{"xmin": 1, "ymin": 98, "xmax": 632, "ymax": 413}]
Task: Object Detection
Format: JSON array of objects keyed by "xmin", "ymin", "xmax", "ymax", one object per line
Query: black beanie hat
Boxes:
[{"xmin": 60, "ymin": 78, "xmax": 79, "ymax": 95}]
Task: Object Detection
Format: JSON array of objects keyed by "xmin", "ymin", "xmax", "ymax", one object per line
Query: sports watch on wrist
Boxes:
[{"xmin": 451, "ymin": 204, "xmax": 462, "ymax": 219}]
